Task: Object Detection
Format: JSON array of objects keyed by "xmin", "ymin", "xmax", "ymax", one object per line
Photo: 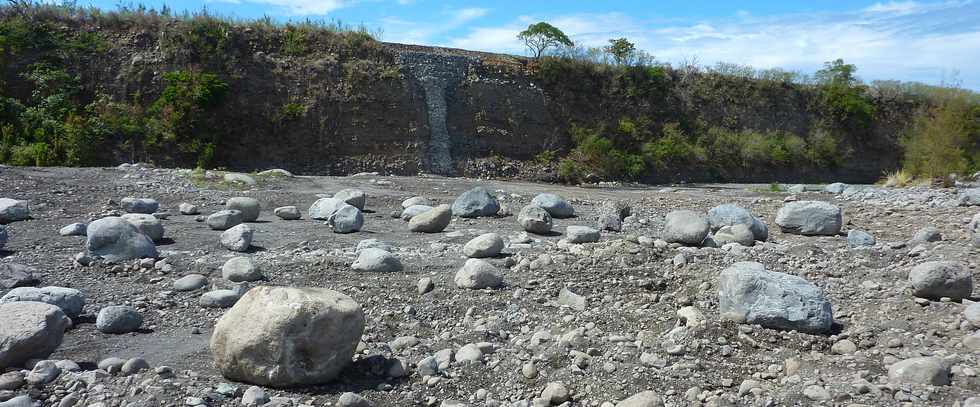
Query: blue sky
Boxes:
[{"xmin": 78, "ymin": 0, "xmax": 980, "ymax": 89}]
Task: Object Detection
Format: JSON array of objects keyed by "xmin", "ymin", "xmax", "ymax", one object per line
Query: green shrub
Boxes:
[
  {"xmin": 901, "ymin": 90, "xmax": 980, "ymax": 177},
  {"xmin": 278, "ymin": 103, "xmax": 305, "ymax": 121},
  {"xmin": 281, "ymin": 25, "xmax": 309, "ymax": 56},
  {"xmin": 641, "ymin": 123, "xmax": 704, "ymax": 168},
  {"xmin": 534, "ymin": 149, "xmax": 557, "ymax": 165}
]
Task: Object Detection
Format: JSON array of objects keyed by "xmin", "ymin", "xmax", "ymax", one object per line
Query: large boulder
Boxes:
[
  {"xmin": 351, "ymin": 248, "xmax": 402, "ymax": 273},
  {"xmin": 328, "ymin": 205, "xmax": 364, "ymax": 234},
  {"xmin": 309, "ymin": 198, "xmax": 346, "ymax": 220},
  {"xmin": 400, "ymin": 205, "xmax": 433, "ymax": 221},
  {"xmin": 119, "ymin": 197, "xmax": 158, "ymax": 214},
  {"xmin": 121, "ymin": 213, "xmax": 164, "ymax": 242},
  {"xmin": 0, "ymin": 302, "xmax": 70, "ymax": 368},
  {"xmin": 0, "ymin": 199, "xmax": 30, "ymax": 223},
  {"xmin": 96, "ymin": 305, "xmax": 143, "ymax": 334},
  {"xmin": 210, "ymin": 286, "xmax": 365, "ymax": 387},
  {"xmin": 59, "ymin": 222, "xmax": 87, "ymax": 236},
  {"xmin": 888, "ymin": 357, "xmax": 950, "ymax": 385},
  {"xmin": 401, "ymin": 196, "xmax": 430, "ymax": 209},
  {"xmin": 718, "ymin": 262, "xmax": 833, "ymax": 334},
  {"xmin": 334, "ymin": 189, "xmax": 366, "ymax": 210},
  {"xmin": 452, "ymin": 187, "xmax": 499, "ymax": 218},
  {"xmin": 222, "ymin": 257, "xmax": 264, "ymax": 282},
  {"xmin": 220, "ymin": 224, "xmax": 254, "ymax": 252},
  {"xmin": 959, "ymin": 188, "xmax": 980, "ymax": 206},
  {"xmin": 463, "ymin": 233, "xmax": 504, "ymax": 258},
  {"xmin": 597, "ymin": 201, "xmax": 630, "ymax": 232},
  {"xmin": 226, "ymin": 197, "xmax": 261, "ymax": 222},
  {"xmin": 566, "ymin": 226, "xmax": 600, "ymax": 244},
  {"xmin": 85, "ymin": 217, "xmax": 157, "ymax": 263},
  {"xmin": 706, "ymin": 204, "xmax": 767, "ymax": 241},
  {"xmin": 207, "ymin": 210, "xmax": 244, "ymax": 231},
  {"xmin": 662, "ymin": 210, "xmax": 710, "ymax": 245},
  {"xmin": 409, "ymin": 204, "xmax": 452, "ymax": 233},
  {"xmin": 518, "ymin": 205, "xmax": 552, "ymax": 235},
  {"xmin": 775, "ymin": 201, "xmax": 842, "ymax": 236},
  {"xmin": 0, "ymin": 263, "xmax": 39, "ymax": 289},
  {"xmin": 455, "ymin": 259, "xmax": 503, "ymax": 289},
  {"xmin": 531, "ymin": 193, "xmax": 574, "ymax": 218},
  {"xmin": 713, "ymin": 224, "xmax": 755, "ymax": 247},
  {"xmin": 908, "ymin": 261, "xmax": 972, "ymax": 300},
  {"xmin": 1, "ymin": 286, "xmax": 85, "ymax": 318}
]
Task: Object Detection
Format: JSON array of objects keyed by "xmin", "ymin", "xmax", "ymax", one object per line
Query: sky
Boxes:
[{"xmin": 76, "ymin": 0, "xmax": 980, "ymax": 89}]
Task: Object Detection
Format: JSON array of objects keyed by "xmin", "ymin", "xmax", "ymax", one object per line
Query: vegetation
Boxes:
[
  {"xmin": 517, "ymin": 22, "xmax": 574, "ymax": 58},
  {"xmin": 900, "ymin": 88, "xmax": 980, "ymax": 178}
]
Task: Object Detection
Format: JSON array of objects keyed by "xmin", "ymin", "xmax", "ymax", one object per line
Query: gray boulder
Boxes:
[
  {"xmin": 888, "ymin": 357, "xmax": 950, "ymax": 385},
  {"xmin": 226, "ymin": 197, "xmax": 261, "ymax": 222},
  {"xmin": 0, "ymin": 263, "xmax": 38, "ymax": 289},
  {"xmin": 308, "ymin": 198, "xmax": 345, "ymax": 220},
  {"xmin": 455, "ymin": 259, "xmax": 503, "ymax": 289},
  {"xmin": 775, "ymin": 201, "xmax": 842, "ymax": 236},
  {"xmin": 566, "ymin": 226, "xmax": 600, "ymax": 244},
  {"xmin": 908, "ymin": 261, "xmax": 972, "ymax": 300},
  {"xmin": 356, "ymin": 239, "xmax": 393, "ymax": 253},
  {"xmin": 222, "ymin": 257, "xmax": 264, "ymax": 282},
  {"xmin": 173, "ymin": 274, "xmax": 208, "ymax": 292},
  {"xmin": 959, "ymin": 188, "xmax": 980, "ymax": 206},
  {"xmin": 718, "ymin": 262, "xmax": 833, "ymax": 334},
  {"xmin": 847, "ymin": 230, "xmax": 876, "ymax": 248},
  {"xmin": 787, "ymin": 184, "xmax": 806, "ymax": 194},
  {"xmin": 328, "ymin": 204, "xmax": 364, "ymax": 234},
  {"xmin": 518, "ymin": 205, "xmax": 553, "ymax": 235},
  {"xmin": 337, "ymin": 392, "xmax": 374, "ymax": 407},
  {"xmin": 452, "ymin": 187, "xmax": 499, "ymax": 218},
  {"xmin": 96, "ymin": 305, "xmax": 143, "ymax": 334},
  {"xmin": 706, "ymin": 204, "xmax": 768, "ymax": 241},
  {"xmin": 119, "ymin": 197, "xmax": 158, "ymax": 214},
  {"xmin": 85, "ymin": 217, "xmax": 157, "ymax": 263},
  {"xmin": 207, "ymin": 210, "xmax": 244, "ymax": 231},
  {"xmin": 409, "ymin": 204, "xmax": 452, "ymax": 233},
  {"xmin": 824, "ymin": 182, "xmax": 847, "ymax": 194},
  {"xmin": 0, "ymin": 302, "xmax": 70, "ymax": 368},
  {"xmin": 179, "ymin": 203, "xmax": 199, "ymax": 215},
  {"xmin": 463, "ymin": 233, "xmax": 504, "ymax": 258},
  {"xmin": 0, "ymin": 396, "xmax": 35, "ymax": 407},
  {"xmin": 223, "ymin": 173, "xmax": 256, "ymax": 186},
  {"xmin": 121, "ymin": 213, "xmax": 164, "ymax": 242},
  {"xmin": 911, "ymin": 226, "xmax": 942, "ymax": 243},
  {"xmin": 59, "ymin": 223, "xmax": 87, "ymax": 237},
  {"xmin": 663, "ymin": 210, "xmax": 710, "ymax": 245},
  {"xmin": 210, "ymin": 286, "xmax": 365, "ymax": 387},
  {"xmin": 400, "ymin": 205, "xmax": 433, "ymax": 221},
  {"xmin": 220, "ymin": 224, "xmax": 254, "ymax": 252},
  {"xmin": 334, "ymin": 189, "xmax": 366, "ymax": 210},
  {"xmin": 274, "ymin": 206, "xmax": 301, "ymax": 220},
  {"xmin": 201, "ymin": 290, "xmax": 241, "ymax": 308},
  {"xmin": 713, "ymin": 224, "xmax": 755, "ymax": 247},
  {"xmin": 351, "ymin": 248, "xmax": 402, "ymax": 273},
  {"xmin": 615, "ymin": 391, "xmax": 664, "ymax": 407},
  {"xmin": 0, "ymin": 286, "xmax": 85, "ymax": 318},
  {"xmin": 0, "ymin": 199, "xmax": 29, "ymax": 224},
  {"xmin": 531, "ymin": 193, "xmax": 574, "ymax": 218},
  {"xmin": 0, "ymin": 225, "xmax": 5, "ymax": 249},
  {"xmin": 597, "ymin": 200, "xmax": 630, "ymax": 232},
  {"xmin": 401, "ymin": 196, "xmax": 430, "ymax": 209}
]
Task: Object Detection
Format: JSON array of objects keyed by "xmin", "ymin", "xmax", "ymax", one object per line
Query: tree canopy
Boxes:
[
  {"xmin": 517, "ymin": 22, "xmax": 573, "ymax": 59},
  {"xmin": 605, "ymin": 38, "xmax": 636, "ymax": 66}
]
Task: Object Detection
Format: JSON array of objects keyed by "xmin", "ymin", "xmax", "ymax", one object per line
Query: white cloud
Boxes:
[
  {"xmin": 863, "ymin": 1, "xmax": 924, "ymax": 14},
  {"xmin": 382, "ymin": 7, "xmax": 490, "ymax": 44},
  {"xmin": 209, "ymin": 0, "xmax": 350, "ymax": 15}
]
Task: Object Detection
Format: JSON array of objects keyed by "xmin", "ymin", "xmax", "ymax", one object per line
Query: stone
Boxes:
[
  {"xmin": 0, "ymin": 302, "xmax": 70, "ymax": 368},
  {"xmin": 120, "ymin": 213, "xmax": 164, "ymax": 242},
  {"xmin": 831, "ymin": 339, "xmax": 857, "ymax": 355},
  {"xmin": 85, "ymin": 217, "xmax": 157, "ymax": 263},
  {"xmin": 959, "ymin": 188, "xmax": 980, "ymax": 206},
  {"xmin": 409, "ymin": 204, "xmax": 452, "ymax": 233},
  {"xmin": 824, "ymin": 182, "xmax": 847, "ymax": 194},
  {"xmin": 400, "ymin": 205, "xmax": 433, "ymax": 221},
  {"xmin": 0, "ymin": 396, "xmax": 34, "ymax": 407},
  {"xmin": 257, "ymin": 169, "xmax": 293, "ymax": 177},
  {"xmin": 59, "ymin": 223, "xmax": 87, "ymax": 236},
  {"xmin": 518, "ymin": 205, "xmax": 552, "ymax": 234},
  {"xmin": 706, "ymin": 204, "xmax": 768, "ymax": 241},
  {"xmin": 328, "ymin": 204, "xmax": 364, "ymax": 234},
  {"xmin": 220, "ymin": 224, "xmax": 253, "ymax": 252},
  {"xmin": 566, "ymin": 226, "xmax": 600, "ymax": 244},
  {"xmin": 223, "ymin": 173, "xmax": 256, "ymax": 186},
  {"xmin": 558, "ymin": 287, "xmax": 587, "ymax": 311},
  {"xmin": 0, "ymin": 264, "xmax": 38, "ymax": 289},
  {"xmin": 531, "ymin": 193, "xmax": 574, "ymax": 218},
  {"xmin": 452, "ymin": 187, "xmax": 499, "ymax": 218},
  {"xmin": 540, "ymin": 382, "xmax": 570, "ymax": 405},
  {"xmin": 173, "ymin": 274, "xmax": 208, "ymax": 292},
  {"xmin": 334, "ymin": 189, "xmax": 366, "ymax": 210},
  {"xmin": 0, "ymin": 225, "xmax": 5, "ymax": 249},
  {"xmin": 888, "ymin": 357, "xmax": 950, "ymax": 385},
  {"xmin": 712, "ymin": 224, "xmax": 755, "ymax": 247},
  {"xmin": 597, "ymin": 201, "xmax": 630, "ymax": 232},
  {"xmin": 401, "ymin": 197, "xmax": 430, "ymax": 209},
  {"xmin": 226, "ymin": 197, "xmax": 261, "ymax": 222},
  {"xmin": 463, "ymin": 233, "xmax": 504, "ymax": 258},
  {"xmin": 179, "ymin": 203, "xmax": 199, "ymax": 215},
  {"xmin": 352, "ymin": 248, "xmax": 402, "ymax": 273},
  {"xmin": 0, "ymin": 286, "xmax": 85, "ymax": 318},
  {"xmin": 911, "ymin": 226, "xmax": 942, "ymax": 243},
  {"xmin": 308, "ymin": 198, "xmax": 345, "ymax": 220},
  {"xmin": 119, "ymin": 197, "xmax": 159, "ymax": 214},
  {"xmin": 96, "ymin": 306, "xmax": 142, "ymax": 334},
  {"xmin": 718, "ymin": 262, "xmax": 833, "ymax": 334},
  {"xmin": 336, "ymin": 392, "xmax": 374, "ymax": 407},
  {"xmin": 200, "ymin": 290, "xmax": 241, "ymax": 308},
  {"xmin": 455, "ymin": 259, "xmax": 503, "ymax": 289},
  {"xmin": 803, "ymin": 385, "xmax": 831, "ymax": 401},
  {"xmin": 0, "ymin": 371, "xmax": 24, "ymax": 391},
  {"xmin": 207, "ymin": 210, "xmax": 244, "ymax": 231},
  {"xmin": 908, "ymin": 261, "xmax": 972, "ymax": 300},
  {"xmin": 222, "ymin": 257, "xmax": 263, "ymax": 282},
  {"xmin": 274, "ymin": 206, "xmax": 301, "ymax": 220},
  {"xmin": 847, "ymin": 230, "xmax": 876, "ymax": 248},
  {"xmin": 965, "ymin": 302, "xmax": 980, "ymax": 327},
  {"xmin": 356, "ymin": 239, "xmax": 393, "ymax": 253},
  {"xmin": 615, "ymin": 390, "xmax": 664, "ymax": 407},
  {"xmin": 242, "ymin": 386, "xmax": 270, "ymax": 406},
  {"xmin": 775, "ymin": 201, "xmax": 842, "ymax": 236},
  {"xmin": 788, "ymin": 184, "xmax": 805, "ymax": 194},
  {"xmin": 417, "ymin": 278, "xmax": 434, "ymax": 295},
  {"xmin": 210, "ymin": 286, "xmax": 365, "ymax": 387},
  {"xmin": 120, "ymin": 358, "xmax": 150, "ymax": 376},
  {"xmin": 663, "ymin": 210, "xmax": 710, "ymax": 245}
]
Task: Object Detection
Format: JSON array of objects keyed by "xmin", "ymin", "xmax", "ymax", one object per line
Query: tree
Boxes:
[
  {"xmin": 606, "ymin": 38, "xmax": 636, "ymax": 66},
  {"xmin": 517, "ymin": 22, "xmax": 573, "ymax": 59},
  {"xmin": 815, "ymin": 58, "xmax": 858, "ymax": 87}
]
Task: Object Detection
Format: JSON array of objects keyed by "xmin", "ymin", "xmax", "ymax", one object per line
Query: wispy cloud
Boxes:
[
  {"xmin": 383, "ymin": 7, "xmax": 490, "ymax": 44},
  {"xmin": 209, "ymin": 0, "xmax": 351, "ymax": 15}
]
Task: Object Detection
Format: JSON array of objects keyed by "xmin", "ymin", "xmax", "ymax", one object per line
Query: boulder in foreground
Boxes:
[
  {"xmin": 775, "ymin": 201, "xmax": 842, "ymax": 236},
  {"xmin": 0, "ymin": 301, "xmax": 70, "ymax": 369},
  {"xmin": 718, "ymin": 262, "xmax": 833, "ymax": 334},
  {"xmin": 409, "ymin": 204, "xmax": 452, "ymax": 233},
  {"xmin": 85, "ymin": 217, "xmax": 157, "ymax": 263}
]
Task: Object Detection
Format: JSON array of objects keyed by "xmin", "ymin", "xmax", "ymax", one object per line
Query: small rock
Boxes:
[
  {"xmin": 96, "ymin": 306, "xmax": 142, "ymax": 334},
  {"xmin": 222, "ymin": 257, "xmax": 263, "ymax": 282},
  {"xmin": 274, "ymin": 206, "xmax": 301, "ymax": 220},
  {"xmin": 220, "ymin": 224, "xmax": 254, "ymax": 252}
]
